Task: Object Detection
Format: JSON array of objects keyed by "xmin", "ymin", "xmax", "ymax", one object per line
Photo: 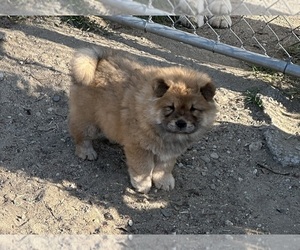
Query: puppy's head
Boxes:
[{"xmin": 152, "ymin": 68, "xmax": 216, "ymax": 135}]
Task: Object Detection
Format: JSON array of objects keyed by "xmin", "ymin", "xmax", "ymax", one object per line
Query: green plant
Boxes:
[
  {"xmin": 244, "ymin": 88, "xmax": 263, "ymax": 109},
  {"xmin": 60, "ymin": 16, "xmax": 102, "ymax": 32}
]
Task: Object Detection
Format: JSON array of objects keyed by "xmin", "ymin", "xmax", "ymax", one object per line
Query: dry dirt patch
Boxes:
[{"xmin": 0, "ymin": 17, "xmax": 299, "ymax": 234}]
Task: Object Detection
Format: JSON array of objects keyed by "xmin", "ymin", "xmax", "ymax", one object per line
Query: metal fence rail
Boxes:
[{"xmin": 105, "ymin": 15, "xmax": 300, "ymax": 78}]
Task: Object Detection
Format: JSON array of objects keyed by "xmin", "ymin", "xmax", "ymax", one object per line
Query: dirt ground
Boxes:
[{"xmin": 0, "ymin": 16, "xmax": 299, "ymax": 235}]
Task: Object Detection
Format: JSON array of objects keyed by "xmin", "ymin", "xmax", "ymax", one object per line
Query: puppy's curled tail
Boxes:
[{"xmin": 71, "ymin": 47, "xmax": 108, "ymax": 86}]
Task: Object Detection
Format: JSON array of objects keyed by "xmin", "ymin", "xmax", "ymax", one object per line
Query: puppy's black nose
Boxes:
[{"xmin": 175, "ymin": 119, "xmax": 187, "ymax": 129}]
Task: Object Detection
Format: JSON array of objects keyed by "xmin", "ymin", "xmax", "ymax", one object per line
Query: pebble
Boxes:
[
  {"xmin": 249, "ymin": 141, "xmax": 262, "ymax": 152},
  {"xmin": 210, "ymin": 184, "xmax": 216, "ymax": 190},
  {"xmin": 161, "ymin": 209, "xmax": 172, "ymax": 217},
  {"xmin": 104, "ymin": 212, "xmax": 114, "ymax": 220},
  {"xmin": 225, "ymin": 220, "xmax": 234, "ymax": 226},
  {"xmin": 178, "ymin": 163, "xmax": 184, "ymax": 168},
  {"xmin": 210, "ymin": 152, "xmax": 219, "ymax": 159},
  {"xmin": 128, "ymin": 219, "xmax": 133, "ymax": 227},
  {"xmin": 0, "ymin": 72, "xmax": 4, "ymax": 81},
  {"xmin": 201, "ymin": 156, "xmax": 210, "ymax": 163},
  {"xmin": 52, "ymin": 94, "xmax": 61, "ymax": 102}
]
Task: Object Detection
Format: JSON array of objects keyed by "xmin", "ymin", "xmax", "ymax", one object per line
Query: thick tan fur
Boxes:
[{"xmin": 69, "ymin": 47, "xmax": 217, "ymax": 193}]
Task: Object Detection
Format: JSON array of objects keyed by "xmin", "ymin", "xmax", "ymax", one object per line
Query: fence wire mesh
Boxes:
[
  {"xmin": 106, "ymin": 14, "xmax": 300, "ymax": 77},
  {"xmin": 2, "ymin": 0, "xmax": 300, "ymax": 76},
  {"xmin": 103, "ymin": 0, "xmax": 300, "ymax": 77},
  {"xmin": 164, "ymin": 15, "xmax": 300, "ymax": 65}
]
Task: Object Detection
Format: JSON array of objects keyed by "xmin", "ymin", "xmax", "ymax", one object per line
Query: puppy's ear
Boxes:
[
  {"xmin": 153, "ymin": 78, "xmax": 169, "ymax": 97},
  {"xmin": 200, "ymin": 82, "xmax": 216, "ymax": 101}
]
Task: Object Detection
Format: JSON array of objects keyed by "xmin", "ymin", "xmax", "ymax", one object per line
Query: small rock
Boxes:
[
  {"xmin": 264, "ymin": 127, "xmax": 300, "ymax": 167},
  {"xmin": 225, "ymin": 220, "xmax": 234, "ymax": 226},
  {"xmin": 210, "ymin": 152, "xmax": 219, "ymax": 159},
  {"xmin": 210, "ymin": 184, "xmax": 216, "ymax": 190},
  {"xmin": 0, "ymin": 72, "xmax": 4, "ymax": 81},
  {"xmin": 128, "ymin": 219, "xmax": 133, "ymax": 227},
  {"xmin": 178, "ymin": 162, "xmax": 184, "ymax": 168},
  {"xmin": 161, "ymin": 209, "xmax": 172, "ymax": 217},
  {"xmin": 201, "ymin": 156, "xmax": 211, "ymax": 163},
  {"xmin": 104, "ymin": 212, "xmax": 114, "ymax": 220},
  {"xmin": 249, "ymin": 141, "xmax": 263, "ymax": 152},
  {"xmin": 52, "ymin": 94, "xmax": 61, "ymax": 102}
]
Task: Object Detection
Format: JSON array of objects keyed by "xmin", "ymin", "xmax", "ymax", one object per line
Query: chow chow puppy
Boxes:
[{"xmin": 68, "ymin": 47, "xmax": 216, "ymax": 193}]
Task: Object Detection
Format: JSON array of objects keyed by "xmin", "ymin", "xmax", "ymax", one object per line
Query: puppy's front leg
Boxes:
[
  {"xmin": 152, "ymin": 157, "xmax": 176, "ymax": 191},
  {"xmin": 124, "ymin": 145, "xmax": 155, "ymax": 194}
]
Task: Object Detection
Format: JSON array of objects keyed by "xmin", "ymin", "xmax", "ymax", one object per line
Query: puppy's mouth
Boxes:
[{"xmin": 165, "ymin": 119, "xmax": 197, "ymax": 134}]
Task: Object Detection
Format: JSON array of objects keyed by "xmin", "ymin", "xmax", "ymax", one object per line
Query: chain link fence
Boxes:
[
  {"xmin": 104, "ymin": 0, "xmax": 300, "ymax": 78},
  {"xmin": 2, "ymin": 0, "xmax": 300, "ymax": 77},
  {"xmin": 107, "ymin": 14, "xmax": 300, "ymax": 76}
]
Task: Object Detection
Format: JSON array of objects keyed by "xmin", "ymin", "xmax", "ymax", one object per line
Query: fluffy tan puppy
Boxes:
[{"xmin": 69, "ymin": 47, "xmax": 217, "ymax": 193}]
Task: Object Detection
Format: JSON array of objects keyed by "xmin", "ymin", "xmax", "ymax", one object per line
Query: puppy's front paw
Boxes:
[
  {"xmin": 130, "ymin": 175, "xmax": 152, "ymax": 194},
  {"xmin": 153, "ymin": 173, "xmax": 175, "ymax": 191},
  {"xmin": 75, "ymin": 143, "xmax": 98, "ymax": 160}
]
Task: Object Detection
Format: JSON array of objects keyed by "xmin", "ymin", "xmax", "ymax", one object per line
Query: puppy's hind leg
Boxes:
[{"xmin": 76, "ymin": 139, "xmax": 98, "ymax": 161}]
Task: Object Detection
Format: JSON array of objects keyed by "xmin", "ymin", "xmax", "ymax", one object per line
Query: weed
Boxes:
[
  {"xmin": 244, "ymin": 88, "xmax": 263, "ymax": 109},
  {"xmin": 60, "ymin": 16, "xmax": 105, "ymax": 33}
]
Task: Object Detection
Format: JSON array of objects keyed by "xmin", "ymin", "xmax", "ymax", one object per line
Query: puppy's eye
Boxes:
[
  {"xmin": 165, "ymin": 105, "xmax": 174, "ymax": 115},
  {"xmin": 166, "ymin": 105, "xmax": 174, "ymax": 111},
  {"xmin": 190, "ymin": 105, "xmax": 203, "ymax": 112},
  {"xmin": 190, "ymin": 105, "xmax": 196, "ymax": 112}
]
